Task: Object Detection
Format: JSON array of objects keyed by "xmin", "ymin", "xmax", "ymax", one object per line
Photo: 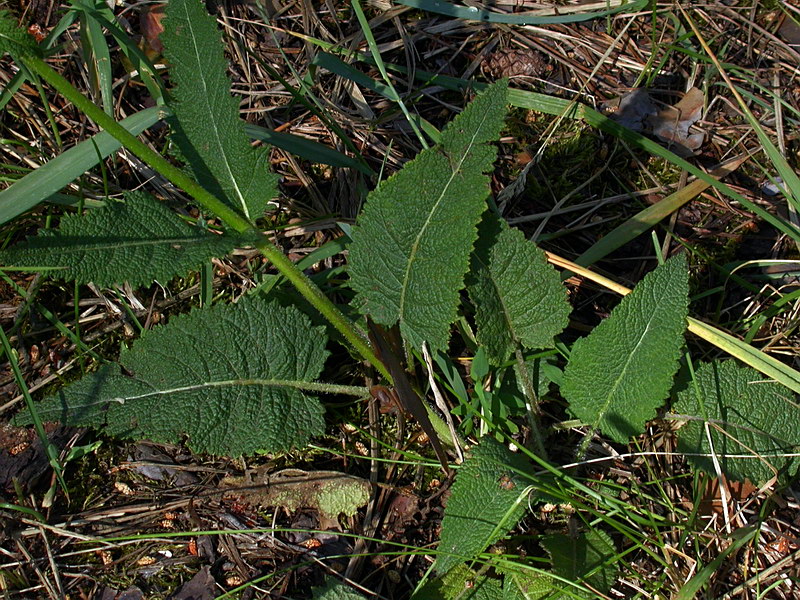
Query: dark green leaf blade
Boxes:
[
  {"xmin": 562, "ymin": 255, "xmax": 689, "ymax": 443},
  {"xmin": 161, "ymin": 0, "xmax": 277, "ymax": 221},
  {"xmin": 0, "ymin": 10, "xmax": 39, "ymax": 58},
  {"xmin": 673, "ymin": 360, "xmax": 800, "ymax": 486},
  {"xmin": 348, "ymin": 80, "xmax": 508, "ymax": 351},
  {"xmin": 0, "ymin": 191, "xmax": 241, "ymax": 286},
  {"xmin": 436, "ymin": 436, "xmax": 530, "ymax": 574},
  {"xmin": 414, "ymin": 564, "xmax": 503, "ymax": 600},
  {"xmin": 468, "ymin": 213, "xmax": 570, "ymax": 364},
  {"xmin": 15, "ymin": 298, "xmax": 328, "ymax": 455},
  {"xmin": 540, "ymin": 529, "xmax": 617, "ymax": 598},
  {"xmin": 311, "ymin": 579, "xmax": 367, "ymax": 600},
  {"xmin": 503, "ymin": 570, "xmax": 552, "ymax": 600}
]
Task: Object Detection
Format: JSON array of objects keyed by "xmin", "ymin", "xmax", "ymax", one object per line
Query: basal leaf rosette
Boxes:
[{"xmin": 16, "ymin": 297, "xmax": 328, "ymax": 456}]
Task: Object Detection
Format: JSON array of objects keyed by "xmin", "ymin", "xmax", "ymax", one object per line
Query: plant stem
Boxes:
[
  {"xmin": 251, "ymin": 237, "xmax": 391, "ymax": 382},
  {"xmin": 0, "ymin": 326, "xmax": 67, "ymax": 495},
  {"xmin": 22, "ymin": 54, "xmax": 393, "ymax": 384},
  {"xmin": 24, "ymin": 55, "xmax": 251, "ymax": 231},
  {"xmin": 514, "ymin": 348, "xmax": 547, "ymax": 459}
]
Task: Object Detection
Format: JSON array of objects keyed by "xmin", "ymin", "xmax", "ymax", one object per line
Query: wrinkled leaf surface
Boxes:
[
  {"xmin": 562, "ymin": 255, "xmax": 689, "ymax": 442},
  {"xmin": 311, "ymin": 579, "xmax": 366, "ymax": 600},
  {"xmin": 539, "ymin": 529, "xmax": 617, "ymax": 598},
  {"xmin": 0, "ymin": 10, "xmax": 39, "ymax": 58},
  {"xmin": 674, "ymin": 360, "xmax": 800, "ymax": 486},
  {"xmin": 436, "ymin": 436, "xmax": 530, "ymax": 574},
  {"xmin": 414, "ymin": 564, "xmax": 503, "ymax": 600},
  {"xmin": 348, "ymin": 81, "xmax": 508, "ymax": 351},
  {"xmin": 16, "ymin": 298, "xmax": 328, "ymax": 456},
  {"xmin": 0, "ymin": 191, "xmax": 241, "ymax": 286},
  {"xmin": 468, "ymin": 212, "xmax": 570, "ymax": 364},
  {"xmin": 162, "ymin": 0, "xmax": 277, "ymax": 220}
]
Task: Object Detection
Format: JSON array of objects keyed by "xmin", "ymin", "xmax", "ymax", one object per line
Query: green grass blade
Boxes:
[
  {"xmin": 0, "ymin": 271, "xmax": 104, "ymax": 360},
  {"xmin": 686, "ymin": 318, "xmax": 800, "ymax": 395},
  {"xmin": 314, "ymin": 51, "xmax": 400, "ymax": 103},
  {"xmin": 0, "ymin": 326, "xmax": 67, "ymax": 495},
  {"xmin": 242, "ymin": 34, "xmax": 372, "ymax": 174},
  {"xmin": 507, "ymin": 88, "xmax": 800, "ymax": 246},
  {"xmin": 575, "ymin": 155, "xmax": 747, "ymax": 267},
  {"xmin": 70, "ymin": 0, "xmax": 165, "ymax": 101},
  {"xmin": 244, "ymin": 123, "xmax": 372, "ymax": 175},
  {"xmin": 350, "ymin": 0, "xmax": 428, "ymax": 148},
  {"xmin": 0, "ymin": 106, "xmax": 162, "ymax": 224},
  {"xmin": 0, "ymin": 502, "xmax": 46, "ymax": 522},
  {"xmin": 397, "ymin": 0, "xmax": 648, "ymax": 24},
  {"xmin": 680, "ymin": 6, "xmax": 800, "ymax": 213},
  {"xmin": 76, "ymin": 0, "xmax": 114, "ymax": 115},
  {"xmin": 744, "ymin": 286, "xmax": 800, "ymax": 344},
  {"xmin": 675, "ymin": 527, "xmax": 756, "ymax": 600}
]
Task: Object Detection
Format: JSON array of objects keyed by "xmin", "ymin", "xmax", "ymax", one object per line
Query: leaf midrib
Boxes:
[
  {"xmin": 46, "ymin": 379, "xmax": 324, "ymax": 411},
  {"xmin": 181, "ymin": 4, "xmax": 250, "ymax": 219},
  {"xmin": 29, "ymin": 236, "xmax": 224, "ymax": 253},
  {"xmin": 593, "ymin": 315, "xmax": 654, "ymax": 433},
  {"xmin": 397, "ymin": 112, "xmax": 492, "ymax": 336}
]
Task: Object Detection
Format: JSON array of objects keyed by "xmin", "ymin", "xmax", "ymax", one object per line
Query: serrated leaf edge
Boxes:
[{"xmin": 397, "ymin": 114, "xmax": 497, "ymax": 332}]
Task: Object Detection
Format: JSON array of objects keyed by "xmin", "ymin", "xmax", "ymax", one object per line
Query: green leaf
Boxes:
[
  {"xmin": 348, "ymin": 80, "xmax": 508, "ymax": 351},
  {"xmin": 311, "ymin": 579, "xmax": 366, "ymax": 600},
  {"xmin": 539, "ymin": 529, "xmax": 617, "ymax": 598},
  {"xmin": 436, "ymin": 436, "xmax": 531, "ymax": 574},
  {"xmin": 503, "ymin": 570, "xmax": 553, "ymax": 600},
  {"xmin": 161, "ymin": 0, "xmax": 278, "ymax": 221},
  {"xmin": 562, "ymin": 255, "xmax": 689, "ymax": 443},
  {"xmin": 673, "ymin": 360, "xmax": 800, "ymax": 486},
  {"xmin": 244, "ymin": 123, "xmax": 372, "ymax": 175},
  {"xmin": 468, "ymin": 213, "xmax": 570, "ymax": 364},
  {"xmin": 0, "ymin": 10, "xmax": 39, "ymax": 58},
  {"xmin": 0, "ymin": 191, "xmax": 242, "ymax": 287},
  {"xmin": 15, "ymin": 298, "xmax": 328, "ymax": 455},
  {"xmin": 414, "ymin": 564, "xmax": 503, "ymax": 600}
]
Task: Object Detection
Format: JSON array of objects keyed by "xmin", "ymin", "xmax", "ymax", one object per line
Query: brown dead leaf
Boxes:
[
  {"xmin": 608, "ymin": 87, "xmax": 705, "ymax": 156},
  {"xmin": 647, "ymin": 87, "xmax": 705, "ymax": 156},
  {"xmin": 698, "ymin": 475, "xmax": 758, "ymax": 518},
  {"xmin": 140, "ymin": 3, "xmax": 166, "ymax": 57}
]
